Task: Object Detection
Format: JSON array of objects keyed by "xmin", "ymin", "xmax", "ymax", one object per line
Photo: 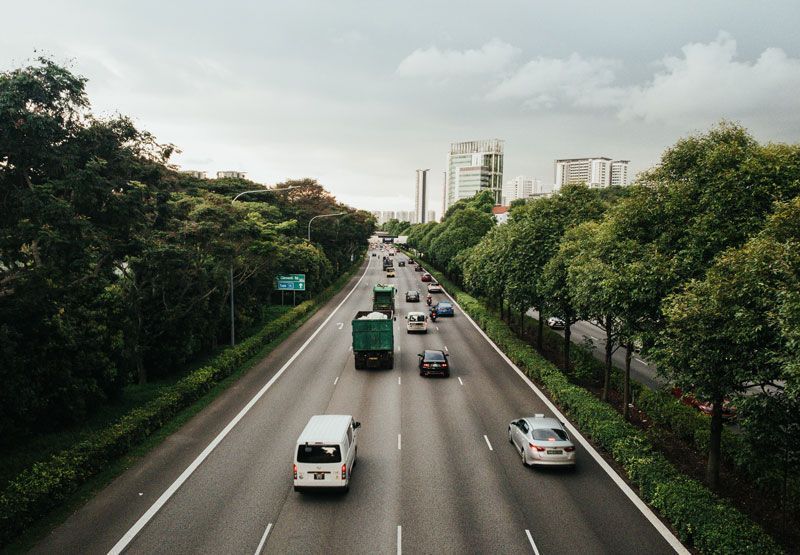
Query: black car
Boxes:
[
  {"xmin": 398, "ymin": 261, "xmax": 406, "ymax": 267},
  {"xmin": 418, "ymin": 349, "xmax": 449, "ymax": 377},
  {"xmin": 405, "ymin": 290, "xmax": 420, "ymax": 302},
  {"xmin": 414, "ymin": 265, "xmax": 424, "ymax": 272}
]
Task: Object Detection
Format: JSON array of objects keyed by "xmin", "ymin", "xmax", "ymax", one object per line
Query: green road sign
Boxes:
[{"xmin": 275, "ymin": 274, "xmax": 306, "ymax": 291}]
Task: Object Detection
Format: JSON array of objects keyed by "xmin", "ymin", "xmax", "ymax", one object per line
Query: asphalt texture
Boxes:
[{"xmin": 32, "ymin": 253, "xmax": 682, "ymax": 554}]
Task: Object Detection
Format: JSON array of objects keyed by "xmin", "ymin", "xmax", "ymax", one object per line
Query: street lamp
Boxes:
[
  {"xmin": 229, "ymin": 186, "xmax": 300, "ymax": 346},
  {"xmin": 307, "ymin": 212, "xmax": 347, "ymax": 242}
]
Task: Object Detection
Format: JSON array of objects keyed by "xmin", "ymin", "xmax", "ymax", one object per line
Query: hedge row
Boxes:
[
  {"xmin": 416, "ymin": 259, "xmax": 781, "ymax": 555},
  {"xmin": 0, "ymin": 262, "xmax": 362, "ymax": 547}
]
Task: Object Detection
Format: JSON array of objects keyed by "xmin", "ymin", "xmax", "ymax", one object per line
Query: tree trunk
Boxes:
[
  {"xmin": 623, "ymin": 344, "xmax": 632, "ymax": 420},
  {"xmin": 136, "ymin": 354, "xmax": 147, "ymax": 385},
  {"xmin": 563, "ymin": 322, "xmax": 571, "ymax": 372},
  {"xmin": 519, "ymin": 308, "xmax": 524, "ymax": 336},
  {"xmin": 537, "ymin": 311, "xmax": 544, "ymax": 351},
  {"xmin": 602, "ymin": 316, "xmax": 612, "ymax": 401},
  {"xmin": 706, "ymin": 393, "xmax": 723, "ymax": 489}
]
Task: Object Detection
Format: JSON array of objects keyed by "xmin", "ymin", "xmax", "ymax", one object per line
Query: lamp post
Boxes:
[
  {"xmin": 307, "ymin": 212, "xmax": 347, "ymax": 242},
  {"xmin": 229, "ymin": 186, "xmax": 300, "ymax": 346}
]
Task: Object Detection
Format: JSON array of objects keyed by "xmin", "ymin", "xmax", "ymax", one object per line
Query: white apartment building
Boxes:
[
  {"xmin": 426, "ymin": 210, "xmax": 436, "ymax": 223},
  {"xmin": 217, "ymin": 170, "xmax": 247, "ymax": 179},
  {"xmin": 415, "ymin": 169, "xmax": 429, "ymax": 223},
  {"xmin": 554, "ymin": 158, "xmax": 630, "ymax": 188},
  {"xmin": 502, "ymin": 175, "xmax": 544, "ymax": 205},
  {"xmin": 183, "ymin": 170, "xmax": 207, "ymax": 179},
  {"xmin": 445, "ymin": 139, "xmax": 504, "ymax": 210}
]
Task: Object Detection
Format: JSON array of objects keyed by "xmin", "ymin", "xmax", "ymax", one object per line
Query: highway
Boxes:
[{"xmin": 33, "ymin": 253, "xmax": 685, "ymax": 554}]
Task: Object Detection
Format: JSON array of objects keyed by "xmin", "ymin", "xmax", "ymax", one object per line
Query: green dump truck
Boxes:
[
  {"xmin": 352, "ymin": 310, "xmax": 394, "ymax": 369},
  {"xmin": 372, "ymin": 284, "xmax": 395, "ymax": 311}
]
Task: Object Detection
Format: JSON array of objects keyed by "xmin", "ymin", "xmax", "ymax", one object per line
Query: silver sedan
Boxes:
[{"xmin": 508, "ymin": 415, "xmax": 576, "ymax": 467}]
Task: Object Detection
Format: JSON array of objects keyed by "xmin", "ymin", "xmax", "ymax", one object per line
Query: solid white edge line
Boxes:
[
  {"xmin": 441, "ymin": 287, "xmax": 689, "ymax": 555},
  {"xmin": 524, "ymin": 529, "xmax": 540, "ymax": 555},
  {"xmin": 483, "ymin": 434, "xmax": 493, "ymax": 451},
  {"xmin": 458, "ymin": 377, "xmax": 464, "ymax": 386},
  {"xmin": 254, "ymin": 522, "xmax": 273, "ymax": 555},
  {"xmin": 397, "ymin": 434, "xmax": 402, "ymax": 450},
  {"xmin": 397, "ymin": 525, "xmax": 402, "ymax": 555},
  {"xmin": 108, "ymin": 259, "xmax": 373, "ymax": 555}
]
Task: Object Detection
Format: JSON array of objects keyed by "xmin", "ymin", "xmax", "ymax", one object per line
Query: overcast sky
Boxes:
[{"xmin": 4, "ymin": 1, "xmax": 800, "ymax": 215}]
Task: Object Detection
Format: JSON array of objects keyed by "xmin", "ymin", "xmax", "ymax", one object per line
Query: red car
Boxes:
[
  {"xmin": 671, "ymin": 387, "xmax": 736, "ymax": 420},
  {"xmin": 421, "ymin": 273, "xmax": 433, "ymax": 282}
]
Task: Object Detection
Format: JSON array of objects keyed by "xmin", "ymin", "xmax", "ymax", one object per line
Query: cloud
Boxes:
[
  {"xmin": 396, "ymin": 38, "xmax": 519, "ymax": 78},
  {"xmin": 621, "ymin": 32, "xmax": 800, "ymax": 124},
  {"xmin": 486, "ymin": 53, "xmax": 625, "ymax": 109},
  {"xmin": 486, "ymin": 32, "xmax": 800, "ymax": 128}
]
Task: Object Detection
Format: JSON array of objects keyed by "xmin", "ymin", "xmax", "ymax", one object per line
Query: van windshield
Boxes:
[{"xmin": 297, "ymin": 444, "xmax": 342, "ymax": 463}]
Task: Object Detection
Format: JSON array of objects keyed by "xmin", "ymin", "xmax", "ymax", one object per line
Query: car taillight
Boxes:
[
  {"xmin": 529, "ymin": 443, "xmax": 546, "ymax": 452},
  {"xmin": 341, "ymin": 463, "xmax": 347, "ymax": 480},
  {"xmin": 293, "ymin": 464, "xmax": 297, "ymax": 479},
  {"xmin": 564, "ymin": 446, "xmax": 575, "ymax": 452}
]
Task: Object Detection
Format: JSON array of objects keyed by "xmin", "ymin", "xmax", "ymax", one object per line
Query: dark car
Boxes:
[
  {"xmin": 421, "ymin": 272, "xmax": 433, "ymax": 282},
  {"xmin": 414, "ymin": 265, "xmax": 424, "ymax": 272},
  {"xmin": 408, "ymin": 259, "xmax": 415, "ymax": 265},
  {"xmin": 406, "ymin": 290, "xmax": 420, "ymax": 302},
  {"xmin": 418, "ymin": 349, "xmax": 449, "ymax": 377},
  {"xmin": 432, "ymin": 301, "xmax": 454, "ymax": 317},
  {"xmin": 398, "ymin": 261, "xmax": 406, "ymax": 267}
]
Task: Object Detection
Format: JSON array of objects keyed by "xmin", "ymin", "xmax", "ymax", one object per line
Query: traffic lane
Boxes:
[
  {"xmin": 527, "ymin": 309, "xmax": 663, "ymax": 390},
  {"xmin": 398, "ymin": 327, "xmax": 532, "ymax": 555},
  {"xmin": 125, "ymin": 261, "xmax": 383, "ymax": 553},
  {"xmin": 265, "ymin": 352, "xmax": 402, "ymax": 554},
  {"xmin": 31, "ymin": 258, "xmax": 372, "ymax": 555},
  {"xmin": 440, "ymin": 304, "xmax": 677, "ymax": 554}
]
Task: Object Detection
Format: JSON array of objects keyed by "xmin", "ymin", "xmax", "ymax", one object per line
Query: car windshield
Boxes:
[
  {"xmin": 424, "ymin": 351, "xmax": 446, "ymax": 361},
  {"xmin": 297, "ymin": 444, "xmax": 342, "ymax": 463},
  {"xmin": 531, "ymin": 428, "xmax": 568, "ymax": 442},
  {"xmin": 439, "ymin": 302, "xmax": 451, "ymax": 308}
]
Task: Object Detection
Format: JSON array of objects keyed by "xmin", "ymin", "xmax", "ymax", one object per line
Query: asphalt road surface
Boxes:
[{"xmin": 33, "ymin": 253, "xmax": 686, "ymax": 554}]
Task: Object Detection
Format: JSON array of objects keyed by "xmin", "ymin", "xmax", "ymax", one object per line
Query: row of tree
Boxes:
[
  {"xmin": 402, "ymin": 123, "xmax": 800, "ymax": 490},
  {"xmin": 0, "ymin": 59, "xmax": 374, "ymax": 443}
]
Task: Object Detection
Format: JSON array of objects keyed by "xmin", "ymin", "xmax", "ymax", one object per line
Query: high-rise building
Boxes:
[
  {"xmin": 183, "ymin": 170, "xmax": 207, "ymax": 179},
  {"xmin": 554, "ymin": 158, "xmax": 630, "ymax": 188},
  {"xmin": 415, "ymin": 169, "xmax": 429, "ymax": 223},
  {"xmin": 446, "ymin": 139, "xmax": 504, "ymax": 209},
  {"xmin": 502, "ymin": 175, "xmax": 544, "ymax": 204},
  {"xmin": 426, "ymin": 210, "xmax": 436, "ymax": 223},
  {"xmin": 216, "ymin": 170, "xmax": 247, "ymax": 179}
]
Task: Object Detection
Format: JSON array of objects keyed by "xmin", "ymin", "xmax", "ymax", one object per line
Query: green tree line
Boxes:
[
  {"xmin": 0, "ymin": 59, "xmax": 374, "ymax": 444},
  {"xmin": 405, "ymin": 123, "xmax": 800, "ymax": 492}
]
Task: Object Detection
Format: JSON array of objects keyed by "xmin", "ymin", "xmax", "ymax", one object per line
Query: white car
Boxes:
[
  {"xmin": 294, "ymin": 415, "xmax": 361, "ymax": 492},
  {"xmin": 427, "ymin": 282, "xmax": 443, "ymax": 293},
  {"xmin": 508, "ymin": 414, "xmax": 576, "ymax": 467},
  {"xmin": 405, "ymin": 311, "xmax": 428, "ymax": 333},
  {"xmin": 546, "ymin": 316, "xmax": 565, "ymax": 329}
]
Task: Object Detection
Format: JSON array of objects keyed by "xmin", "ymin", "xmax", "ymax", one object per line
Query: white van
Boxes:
[
  {"xmin": 293, "ymin": 415, "xmax": 361, "ymax": 492},
  {"xmin": 405, "ymin": 311, "xmax": 428, "ymax": 333}
]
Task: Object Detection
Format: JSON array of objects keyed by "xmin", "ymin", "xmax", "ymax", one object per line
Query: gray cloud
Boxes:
[{"xmin": 396, "ymin": 38, "xmax": 519, "ymax": 78}]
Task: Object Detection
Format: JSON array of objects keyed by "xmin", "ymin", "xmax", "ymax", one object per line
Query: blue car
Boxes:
[{"xmin": 432, "ymin": 301, "xmax": 454, "ymax": 317}]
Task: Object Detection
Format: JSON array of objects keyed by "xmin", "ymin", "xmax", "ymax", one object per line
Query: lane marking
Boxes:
[
  {"xmin": 483, "ymin": 434, "xmax": 493, "ymax": 451},
  {"xmin": 397, "ymin": 525, "xmax": 402, "ymax": 555},
  {"xmin": 398, "ymin": 376, "xmax": 401, "ymax": 385},
  {"xmin": 634, "ymin": 357, "xmax": 646, "ymax": 364},
  {"xmin": 336, "ymin": 322, "xmax": 343, "ymax": 330},
  {"xmin": 436, "ymin": 326, "xmax": 440, "ymax": 331},
  {"xmin": 254, "ymin": 522, "xmax": 273, "ymax": 555},
  {"xmin": 397, "ymin": 434, "xmax": 402, "ymax": 450},
  {"xmin": 525, "ymin": 529, "xmax": 540, "ymax": 555},
  {"xmin": 108, "ymin": 259, "xmax": 373, "ymax": 554},
  {"xmin": 441, "ymin": 287, "xmax": 688, "ymax": 554},
  {"xmin": 333, "ymin": 376, "xmax": 339, "ymax": 385},
  {"xmin": 458, "ymin": 377, "xmax": 464, "ymax": 386}
]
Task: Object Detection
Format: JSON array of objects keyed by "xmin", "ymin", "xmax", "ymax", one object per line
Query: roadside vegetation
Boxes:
[
  {"xmin": 0, "ymin": 59, "xmax": 374, "ymax": 546},
  {"xmin": 395, "ymin": 123, "xmax": 800, "ymax": 549}
]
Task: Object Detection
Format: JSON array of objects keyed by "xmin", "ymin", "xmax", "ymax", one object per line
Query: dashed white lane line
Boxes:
[
  {"xmin": 398, "ymin": 376, "xmax": 401, "ymax": 385},
  {"xmin": 397, "ymin": 434, "xmax": 402, "ymax": 450},
  {"xmin": 483, "ymin": 434, "xmax": 493, "ymax": 451},
  {"xmin": 634, "ymin": 357, "xmax": 646, "ymax": 364},
  {"xmin": 108, "ymin": 259, "xmax": 373, "ymax": 555},
  {"xmin": 334, "ymin": 376, "xmax": 339, "ymax": 385},
  {"xmin": 336, "ymin": 322, "xmax": 344, "ymax": 330},
  {"xmin": 254, "ymin": 522, "xmax": 273, "ymax": 555},
  {"xmin": 525, "ymin": 529, "xmax": 540, "ymax": 555},
  {"xmin": 458, "ymin": 377, "xmax": 464, "ymax": 386},
  {"xmin": 397, "ymin": 525, "xmax": 402, "ymax": 555},
  {"xmin": 436, "ymin": 326, "xmax": 440, "ymax": 331}
]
